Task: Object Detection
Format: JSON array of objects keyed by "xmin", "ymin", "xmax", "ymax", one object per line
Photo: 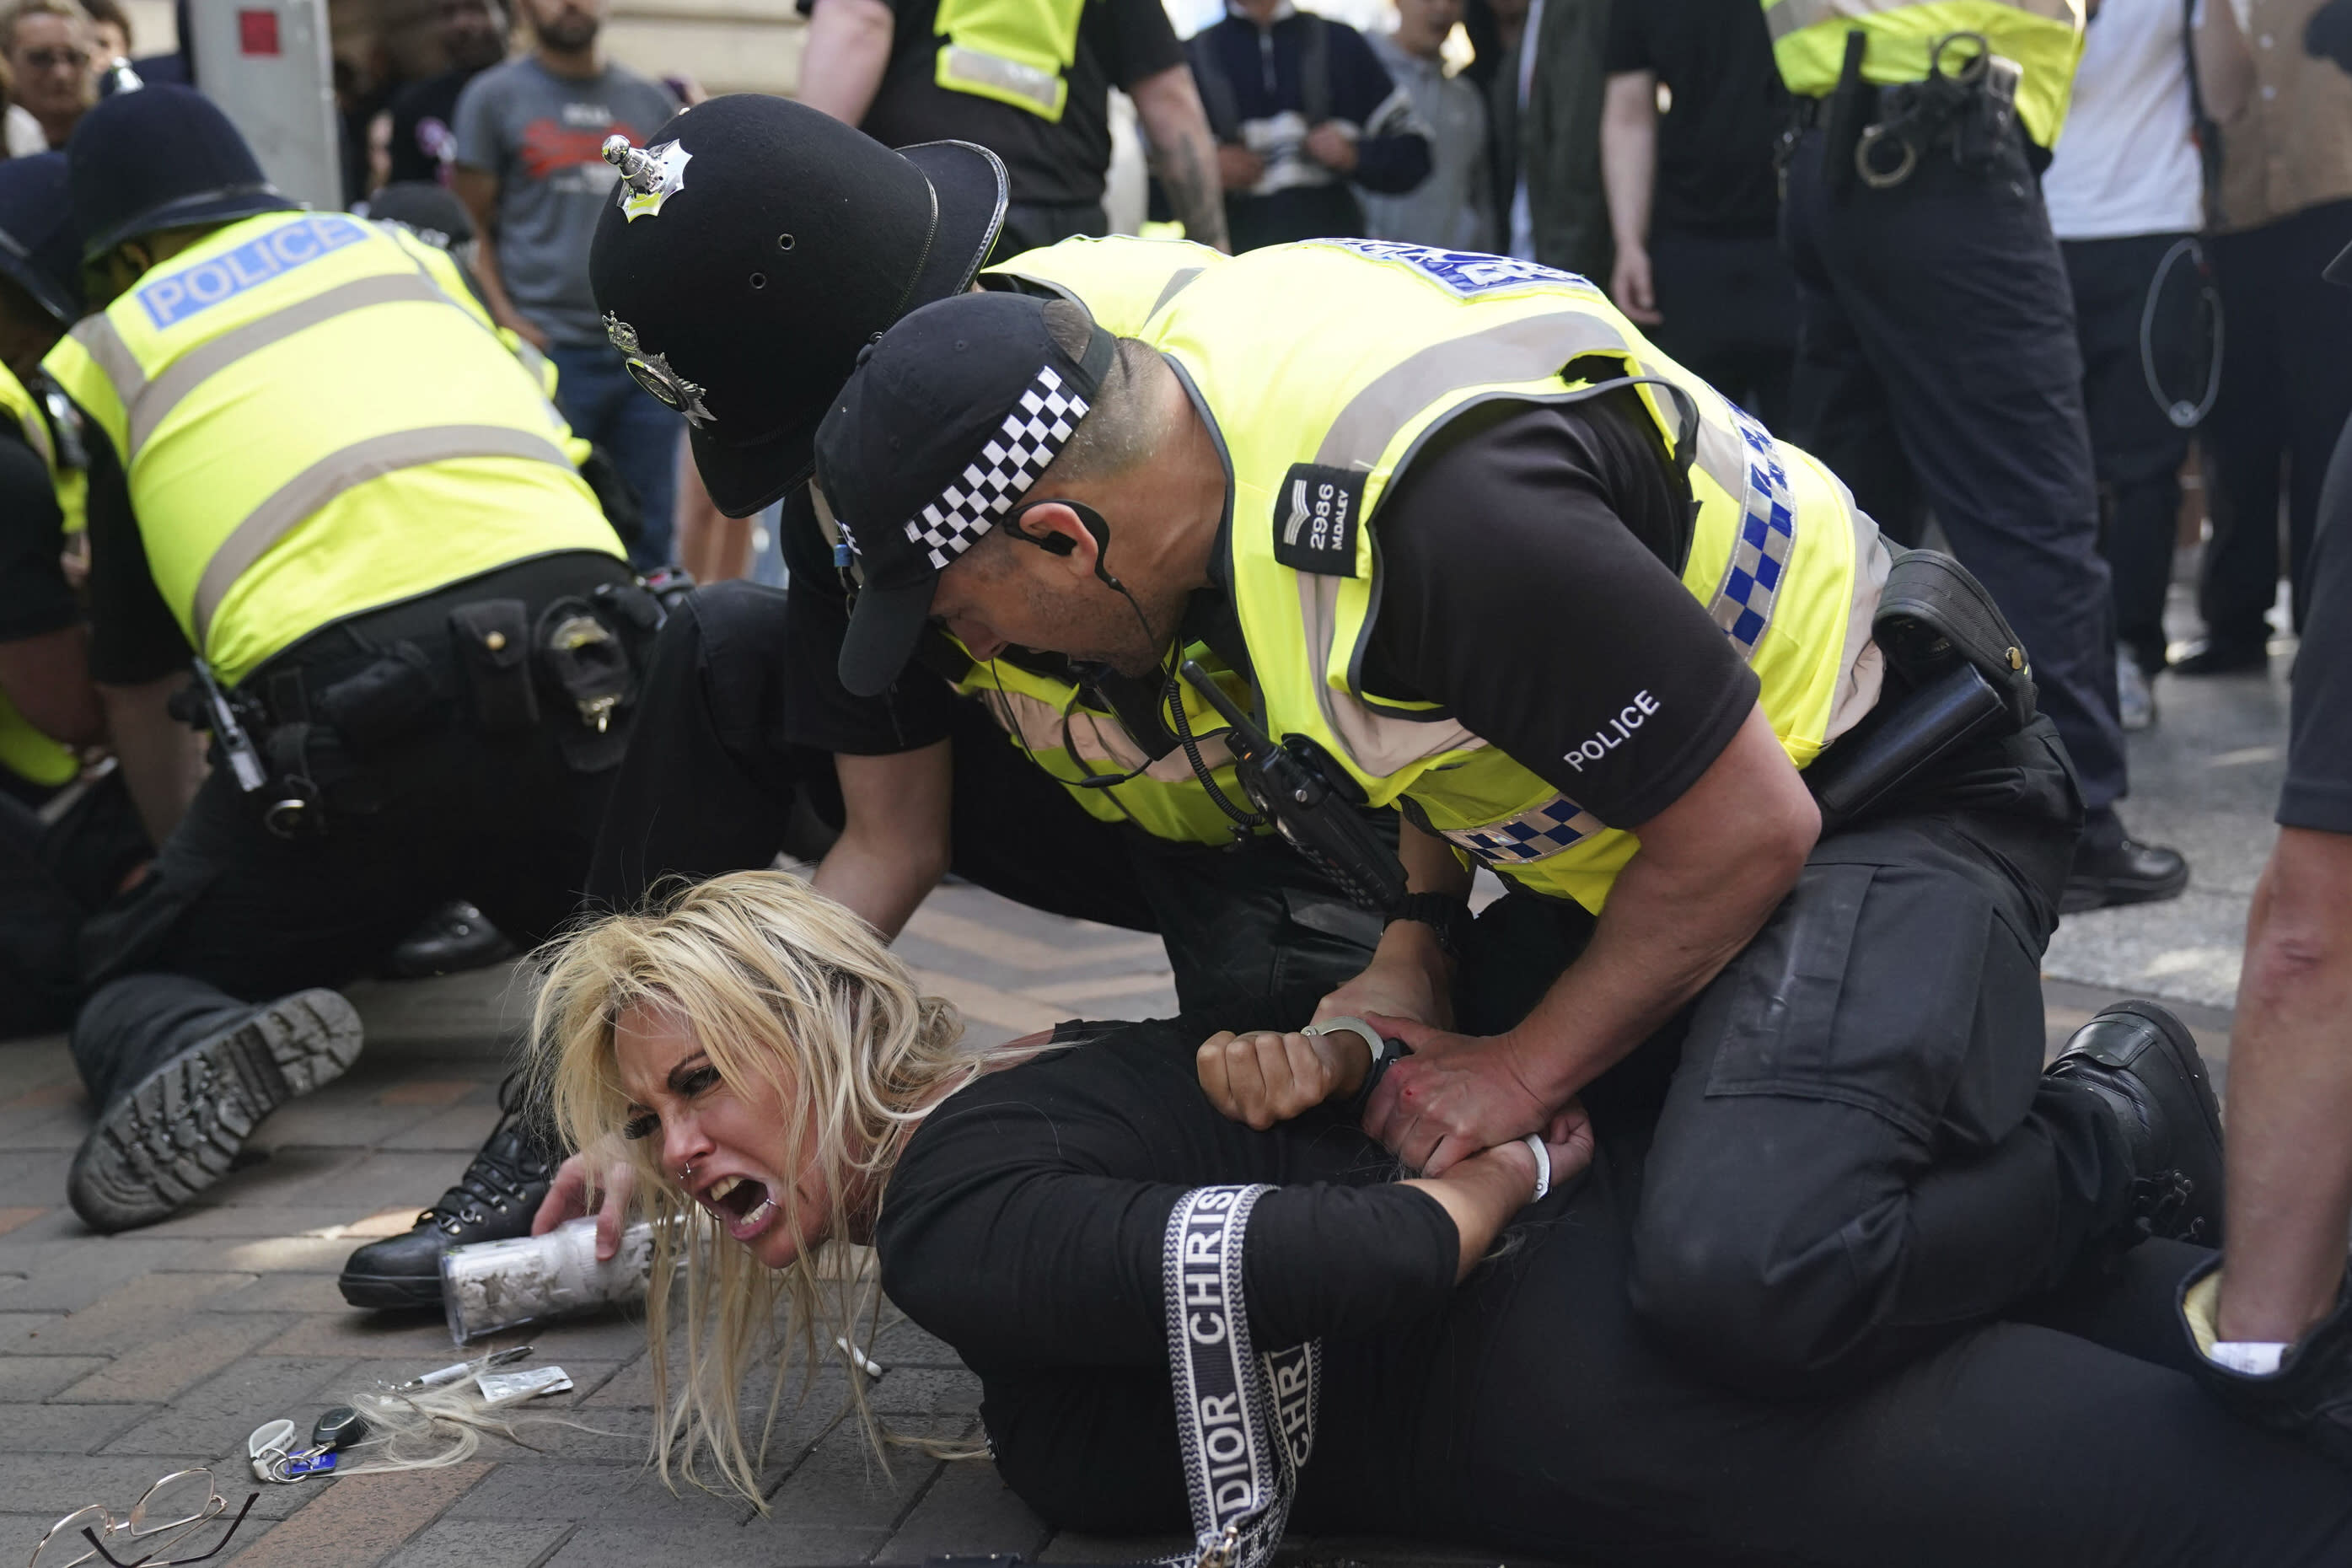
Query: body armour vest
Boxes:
[
  {"xmin": 45, "ymin": 212, "xmax": 620, "ymax": 685},
  {"xmin": 1145, "ymin": 239, "xmax": 1891, "ymax": 911}
]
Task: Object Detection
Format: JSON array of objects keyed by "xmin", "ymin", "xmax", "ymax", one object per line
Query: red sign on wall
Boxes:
[{"xmin": 238, "ymin": 9, "xmax": 281, "ymax": 56}]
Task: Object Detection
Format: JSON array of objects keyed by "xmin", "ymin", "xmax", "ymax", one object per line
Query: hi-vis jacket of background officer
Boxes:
[
  {"xmin": 1144, "ymin": 239, "xmax": 1891, "ymax": 912},
  {"xmin": 1761, "ymin": 0, "xmax": 2085, "ymax": 149},
  {"xmin": 43, "ymin": 211, "xmax": 620, "ymax": 687},
  {"xmin": 933, "ymin": 0, "xmax": 1089, "ymax": 120},
  {"xmin": 0, "ymin": 358, "xmax": 82, "ymax": 790},
  {"xmin": 887, "ymin": 233, "xmax": 1270, "ymax": 846}
]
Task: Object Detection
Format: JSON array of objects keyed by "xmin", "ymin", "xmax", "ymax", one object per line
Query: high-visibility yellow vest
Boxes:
[
  {"xmin": 1762, "ymin": 0, "xmax": 2085, "ymax": 149},
  {"xmin": 1146, "ymin": 239, "xmax": 1890, "ymax": 912},
  {"xmin": 846, "ymin": 235, "xmax": 1259, "ymax": 845},
  {"xmin": 932, "ymin": 0, "xmax": 1089, "ymax": 121},
  {"xmin": 0, "ymin": 360, "xmax": 80, "ymax": 790},
  {"xmin": 43, "ymin": 212, "xmax": 620, "ymax": 685}
]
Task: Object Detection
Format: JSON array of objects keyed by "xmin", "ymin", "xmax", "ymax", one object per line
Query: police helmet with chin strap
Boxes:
[{"xmin": 67, "ymin": 83, "xmax": 294, "ymax": 264}]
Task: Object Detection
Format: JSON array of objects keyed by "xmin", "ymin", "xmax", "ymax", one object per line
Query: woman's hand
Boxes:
[
  {"xmin": 1361, "ymin": 1016, "xmax": 1556, "ymax": 1177},
  {"xmin": 532, "ymin": 1137, "xmax": 636, "ymax": 1262},
  {"xmin": 1197, "ymin": 1028, "xmax": 1368, "ymax": 1130},
  {"xmin": 1408, "ymin": 1100, "xmax": 1595, "ymax": 1280}
]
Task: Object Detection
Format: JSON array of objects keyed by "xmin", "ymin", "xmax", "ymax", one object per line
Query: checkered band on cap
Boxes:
[
  {"xmin": 903, "ymin": 365, "xmax": 1091, "ymax": 570},
  {"xmin": 1440, "ymin": 795, "xmax": 1607, "ymax": 866},
  {"xmin": 1707, "ymin": 403, "xmax": 1798, "ymax": 660}
]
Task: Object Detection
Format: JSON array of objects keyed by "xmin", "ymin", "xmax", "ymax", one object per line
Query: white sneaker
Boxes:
[{"xmin": 2118, "ymin": 648, "xmax": 2156, "ymax": 732}]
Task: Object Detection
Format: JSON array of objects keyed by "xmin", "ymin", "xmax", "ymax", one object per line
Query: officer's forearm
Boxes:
[
  {"xmin": 1130, "ymin": 63, "xmax": 1232, "ymax": 253},
  {"xmin": 2218, "ymin": 827, "xmax": 2352, "ymax": 1343},
  {"xmin": 813, "ymin": 742, "xmax": 954, "ymax": 939},
  {"xmin": 99, "ymin": 673, "xmax": 207, "ymax": 845}
]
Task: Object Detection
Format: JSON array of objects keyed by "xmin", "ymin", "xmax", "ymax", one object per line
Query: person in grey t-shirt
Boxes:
[
  {"xmin": 1360, "ymin": 0, "xmax": 1493, "ymax": 254},
  {"xmin": 454, "ymin": 0, "xmax": 679, "ymax": 567}
]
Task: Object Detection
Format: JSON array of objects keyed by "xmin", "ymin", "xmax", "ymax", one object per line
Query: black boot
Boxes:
[
  {"xmin": 337, "ymin": 1074, "xmax": 556, "ymax": 1309},
  {"xmin": 379, "ymin": 899, "xmax": 515, "ymax": 980},
  {"xmin": 2044, "ymin": 1000, "xmax": 2226, "ymax": 1249},
  {"xmin": 2179, "ymin": 1257, "xmax": 2352, "ymax": 1467},
  {"xmin": 2063, "ymin": 810, "xmax": 2189, "ymax": 914},
  {"xmin": 67, "ymin": 983, "xmax": 363, "ymax": 1233}
]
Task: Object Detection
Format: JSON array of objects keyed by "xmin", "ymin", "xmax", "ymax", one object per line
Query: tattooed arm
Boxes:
[{"xmin": 1129, "ymin": 62, "xmax": 1232, "ymax": 253}]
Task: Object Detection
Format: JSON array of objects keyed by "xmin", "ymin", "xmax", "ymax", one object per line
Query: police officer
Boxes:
[
  {"xmin": 816, "ymin": 243, "xmax": 2227, "ymax": 1395},
  {"xmin": 336, "ymin": 97, "xmax": 1389, "ymax": 1308},
  {"xmin": 49, "ymin": 85, "xmax": 655, "ymax": 1233},
  {"xmin": 0, "ymin": 152, "xmax": 148, "ymax": 1039},
  {"xmin": 1769, "ymin": 0, "xmax": 2188, "ymax": 913}
]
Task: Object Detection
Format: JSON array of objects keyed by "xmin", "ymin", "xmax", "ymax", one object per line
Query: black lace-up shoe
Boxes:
[
  {"xmin": 2045, "ymin": 1000, "xmax": 2226, "ymax": 1249},
  {"xmin": 68, "ymin": 989, "xmax": 362, "ymax": 1233},
  {"xmin": 2180, "ymin": 1258, "xmax": 2352, "ymax": 1468},
  {"xmin": 336, "ymin": 1082, "xmax": 556, "ymax": 1309},
  {"xmin": 379, "ymin": 899, "xmax": 515, "ymax": 980}
]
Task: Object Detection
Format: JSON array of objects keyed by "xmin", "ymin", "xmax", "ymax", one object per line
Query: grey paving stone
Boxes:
[
  {"xmin": 873, "ymin": 1458, "xmax": 1051, "ymax": 1565},
  {"xmin": 541, "ymin": 1519, "xmax": 859, "ymax": 1567},
  {"xmin": 94, "ymin": 1354, "xmax": 352, "ymax": 1461},
  {"xmin": 446, "ymin": 1461, "xmax": 760, "ymax": 1526},
  {"xmin": 7, "ymin": 1238, "xmax": 209, "ymax": 1313},
  {"xmin": 381, "ymin": 1518, "xmax": 574, "ymax": 1568},
  {"xmin": 764, "ymin": 1416, "xmax": 962, "ymax": 1531},
  {"xmin": 379, "ymin": 1098, "xmax": 507, "ymax": 1154},
  {"xmin": 868, "ymin": 1366, "xmax": 983, "ymax": 1415},
  {"xmin": 867, "ymin": 1317, "xmax": 962, "ymax": 1369},
  {"xmin": 0, "ymin": 1453, "xmax": 323, "ymax": 1522},
  {"xmin": 57, "ymin": 1312, "xmax": 293, "ymax": 1406},
  {"xmin": 0, "ymin": 1354, "xmax": 106, "ymax": 1399},
  {"xmin": 0, "ymin": 1400, "xmax": 158, "ymax": 1452}
]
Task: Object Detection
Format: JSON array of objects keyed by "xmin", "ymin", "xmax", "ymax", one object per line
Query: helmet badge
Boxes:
[
  {"xmin": 601, "ymin": 136, "xmax": 691, "ymax": 222},
  {"xmin": 604, "ymin": 314, "xmax": 714, "ymax": 427}
]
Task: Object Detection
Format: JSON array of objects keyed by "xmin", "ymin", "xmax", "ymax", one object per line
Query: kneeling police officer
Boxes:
[
  {"xmin": 51, "ymin": 86, "xmax": 656, "ymax": 1232},
  {"xmin": 815, "ymin": 241, "xmax": 2230, "ymax": 1395}
]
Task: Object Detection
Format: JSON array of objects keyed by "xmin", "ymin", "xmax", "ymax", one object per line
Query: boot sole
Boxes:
[
  {"xmin": 336, "ymin": 1269, "xmax": 447, "ymax": 1311},
  {"xmin": 68, "ymin": 989, "xmax": 363, "ymax": 1233}
]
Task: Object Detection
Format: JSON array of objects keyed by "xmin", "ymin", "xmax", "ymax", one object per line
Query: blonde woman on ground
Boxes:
[{"xmin": 529, "ymin": 870, "xmax": 2352, "ymax": 1566}]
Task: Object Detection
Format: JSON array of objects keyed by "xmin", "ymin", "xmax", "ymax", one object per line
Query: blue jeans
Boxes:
[{"xmin": 549, "ymin": 342, "xmax": 682, "ymax": 572}]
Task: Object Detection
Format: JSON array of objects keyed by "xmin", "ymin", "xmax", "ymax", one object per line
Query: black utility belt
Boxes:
[{"xmin": 1791, "ymin": 30, "xmax": 2038, "ymax": 191}]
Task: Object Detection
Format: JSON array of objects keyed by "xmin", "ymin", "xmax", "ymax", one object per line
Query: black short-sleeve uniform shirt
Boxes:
[
  {"xmin": 0, "ymin": 416, "xmax": 74, "ymax": 647},
  {"xmin": 1217, "ymin": 388, "xmax": 1758, "ymax": 831},
  {"xmin": 1601, "ymin": 0, "xmax": 1788, "ymax": 239},
  {"xmin": 796, "ymin": 0, "xmax": 1187, "ymax": 206},
  {"xmin": 2280, "ymin": 439, "xmax": 2352, "ymax": 834}
]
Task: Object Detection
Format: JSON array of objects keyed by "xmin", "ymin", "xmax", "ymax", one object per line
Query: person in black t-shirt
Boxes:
[
  {"xmin": 795, "ymin": 0, "xmax": 1230, "ymax": 253},
  {"xmin": 1598, "ymin": 0, "xmax": 1796, "ymax": 427},
  {"xmin": 2178, "ymin": 406, "xmax": 2352, "ymax": 1461},
  {"xmin": 369, "ymin": 0, "xmax": 511, "ymax": 192}
]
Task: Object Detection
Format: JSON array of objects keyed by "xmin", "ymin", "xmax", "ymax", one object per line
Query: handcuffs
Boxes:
[{"xmin": 1302, "ymin": 1016, "xmax": 1550, "ymax": 1205}]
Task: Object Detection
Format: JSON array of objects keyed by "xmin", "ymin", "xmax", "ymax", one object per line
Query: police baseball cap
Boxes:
[
  {"xmin": 815, "ymin": 289, "xmax": 1115, "ymax": 698},
  {"xmin": 0, "ymin": 153, "xmax": 83, "ymax": 325},
  {"xmin": 67, "ymin": 83, "xmax": 293, "ymax": 262},
  {"xmin": 589, "ymin": 94, "xmax": 1009, "ymax": 518}
]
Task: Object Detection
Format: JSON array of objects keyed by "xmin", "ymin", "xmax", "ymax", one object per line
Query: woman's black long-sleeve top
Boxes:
[{"xmin": 873, "ymin": 1018, "xmax": 1474, "ymax": 1538}]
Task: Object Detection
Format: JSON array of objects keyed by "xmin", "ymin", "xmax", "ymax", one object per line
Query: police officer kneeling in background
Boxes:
[
  {"xmin": 49, "ymin": 85, "xmax": 655, "ymax": 1233},
  {"xmin": 817, "ymin": 244, "xmax": 2228, "ymax": 1395},
  {"xmin": 340, "ymin": 98, "xmax": 1390, "ymax": 1307},
  {"xmin": 0, "ymin": 153, "xmax": 148, "ymax": 1039}
]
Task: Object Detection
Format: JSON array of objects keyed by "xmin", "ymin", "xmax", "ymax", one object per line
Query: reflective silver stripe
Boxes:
[
  {"xmin": 1764, "ymin": 0, "xmax": 2078, "ymax": 42},
  {"xmin": 190, "ymin": 425, "xmax": 573, "ymax": 647},
  {"xmin": 67, "ymin": 314, "xmax": 148, "ymax": 413},
  {"xmin": 975, "ymin": 685, "xmax": 1230, "ymax": 784},
  {"xmin": 1147, "ymin": 266, "xmax": 1205, "ymax": 320},
  {"xmin": 938, "ymin": 43, "xmax": 1061, "ymax": 113},
  {"xmin": 129, "ymin": 272, "xmax": 452, "ymax": 458},
  {"xmin": 11, "ymin": 396, "xmax": 51, "ymax": 472},
  {"xmin": 1313, "ymin": 310, "xmax": 1630, "ymax": 470},
  {"xmin": 1440, "ymin": 796, "xmax": 1608, "ymax": 867}
]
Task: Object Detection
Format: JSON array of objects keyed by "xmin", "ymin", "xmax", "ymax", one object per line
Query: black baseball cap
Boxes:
[
  {"xmin": 589, "ymin": 94, "xmax": 1009, "ymax": 518},
  {"xmin": 815, "ymin": 290, "xmax": 1115, "ymax": 697}
]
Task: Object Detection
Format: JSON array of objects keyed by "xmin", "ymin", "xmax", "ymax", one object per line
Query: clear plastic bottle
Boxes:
[{"xmin": 439, "ymin": 1216, "xmax": 656, "ymax": 1345}]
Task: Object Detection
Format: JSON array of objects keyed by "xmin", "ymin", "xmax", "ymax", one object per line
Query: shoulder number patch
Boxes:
[{"xmin": 1275, "ymin": 464, "xmax": 1363, "ymax": 577}]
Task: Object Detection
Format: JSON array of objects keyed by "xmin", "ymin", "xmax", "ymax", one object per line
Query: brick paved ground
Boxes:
[{"xmin": 0, "ymin": 581, "xmax": 2278, "ymax": 1567}]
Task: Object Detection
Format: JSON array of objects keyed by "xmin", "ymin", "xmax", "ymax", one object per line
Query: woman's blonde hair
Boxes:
[{"xmin": 531, "ymin": 869, "xmax": 988, "ymax": 1508}]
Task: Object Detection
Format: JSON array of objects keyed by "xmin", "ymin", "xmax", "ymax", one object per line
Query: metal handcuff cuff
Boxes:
[
  {"xmin": 1301, "ymin": 1016, "xmax": 1550, "ymax": 1202},
  {"xmin": 1855, "ymin": 31, "xmax": 2022, "ymax": 191}
]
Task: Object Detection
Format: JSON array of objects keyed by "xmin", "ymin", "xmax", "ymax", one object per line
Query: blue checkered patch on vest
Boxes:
[
  {"xmin": 1441, "ymin": 796, "xmax": 1608, "ymax": 866},
  {"xmin": 1708, "ymin": 404, "xmax": 1797, "ymax": 659}
]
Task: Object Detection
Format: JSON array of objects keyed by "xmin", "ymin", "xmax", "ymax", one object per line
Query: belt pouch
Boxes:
[
  {"xmin": 535, "ymin": 596, "xmax": 631, "ymax": 772},
  {"xmin": 315, "ymin": 642, "xmax": 440, "ymax": 757},
  {"xmin": 1874, "ymin": 547, "xmax": 2038, "ymax": 728},
  {"xmin": 1823, "ymin": 30, "xmax": 1870, "ymax": 199},
  {"xmin": 448, "ymin": 599, "xmax": 539, "ymax": 732}
]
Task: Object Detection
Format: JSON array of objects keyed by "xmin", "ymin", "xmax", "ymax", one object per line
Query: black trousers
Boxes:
[
  {"xmin": 2063, "ymin": 232, "xmax": 2202, "ymax": 672},
  {"xmin": 0, "ymin": 769, "xmax": 149, "ymax": 1039},
  {"xmin": 1455, "ymin": 716, "xmax": 2129, "ymax": 1395},
  {"xmin": 1783, "ymin": 126, "xmax": 2129, "ymax": 815},
  {"xmin": 1646, "ymin": 226, "xmax": 1798, "ymax": 432},
  {"xmin": 2200, "ymin": 197, "xmax": 2352, "ymax": 648},
  {"xmin": 585, "ymin": 580, "xmax": 1382, "ymax": 1033},
  {"xmin": 69, "ymin": 551, "xmax": 637, "ymax": 1108}
]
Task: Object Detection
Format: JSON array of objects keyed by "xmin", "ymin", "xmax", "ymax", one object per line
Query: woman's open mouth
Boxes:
[{"xmin": 704, "ymin": 1173, "xmax": 778, "ymax": 1241}]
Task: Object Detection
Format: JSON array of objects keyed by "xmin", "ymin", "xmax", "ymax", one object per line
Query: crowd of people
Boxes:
[{"xmin": 8, "ymin": 0, "xmax": 2352, "ymax": 1561}]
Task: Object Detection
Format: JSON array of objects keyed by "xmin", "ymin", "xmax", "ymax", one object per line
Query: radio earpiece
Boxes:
[{"xmin": 1007, "ymin": 499, "xmax": 1124, "ymax": 593}]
